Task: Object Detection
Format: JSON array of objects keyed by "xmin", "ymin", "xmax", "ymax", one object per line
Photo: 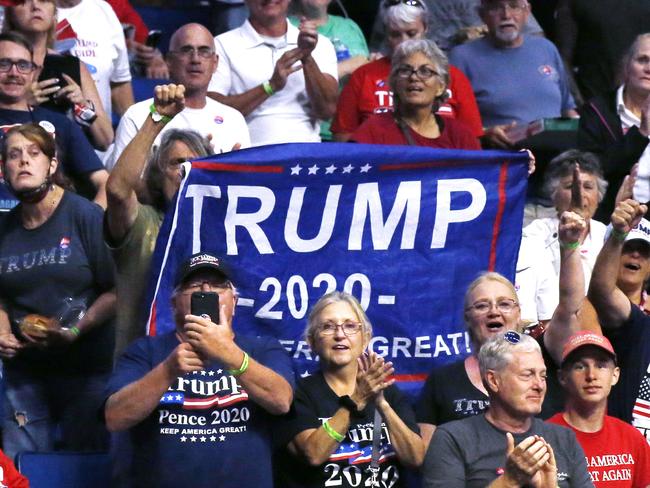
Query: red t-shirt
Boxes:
[
  {"xmin": 547, "ymin": 413, "xmax": 650, "ymax": 487},
  {"xmin": 332, "ymin": 57, "xmax": 483, "ymax": 138},
  {"xmin": 351, "ymin": 112, "xmax": 481, "ymax": 150},
  {"xmin": 0, "ymin": 449, "xmax": 29, "ymax": 488}
]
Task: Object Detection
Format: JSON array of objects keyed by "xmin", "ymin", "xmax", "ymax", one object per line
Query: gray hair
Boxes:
[
  {"xmin": 478, "ymin": 331, "xmax": 541, "ymax": 383},
  {"xmin": 145, "ymin": 129, "xmax": 213, "ymax": 210},
  {"xmin": 543, "ymin": 149, "xmax": 608, "ymax": 203},
  {"xmin": 389, "ymin": 39, "xmax": 450, "ymax": 112},
  {"xmin": 381, "ymin": 0, "xmax": 428, "ymax": 30},
  {"xmin": 620, "ymin": 33, "xmax": 650, "ymax": 85},
  {"xmin": 304, "ymin": 291, "xmax": 373, "ymax": 348}
]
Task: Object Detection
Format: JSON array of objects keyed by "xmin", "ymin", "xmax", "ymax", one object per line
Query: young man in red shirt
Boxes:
[{"xmin": 548, "ymin": 331, "xmax": 650, "ymax": 487}]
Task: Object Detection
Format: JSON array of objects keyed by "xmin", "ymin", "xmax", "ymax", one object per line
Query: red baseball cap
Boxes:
[{"xmin": 561, "ymin": 331, "xmax": 617, "ymax": 366}]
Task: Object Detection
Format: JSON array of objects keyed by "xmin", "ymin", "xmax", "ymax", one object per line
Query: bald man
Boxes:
[{"xmin": 106, "ymin": 23, "xmax": 250, "ymax": 170}]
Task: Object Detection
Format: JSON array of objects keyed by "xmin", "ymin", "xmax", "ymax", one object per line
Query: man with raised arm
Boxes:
[
  {"xmin": 104, "ymin": 252, "xmax": 294, "ymax": 487},
  {"xmin": 106, "ymin": 23, "xmax": 249, "ymax": 170},
  {"xmin": 589, "ymin": 198, "xmax": 650, "ymax": 442}
]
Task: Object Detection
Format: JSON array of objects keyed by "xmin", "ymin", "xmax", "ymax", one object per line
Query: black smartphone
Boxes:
[
  {"xmin": 191, "ymin": 291, "xmax": 219, "ymax": 322},
  {"xmin": 39, "ymin": 55, "xmax": 74, "ymax": 106},
  {"xmin": 146, "ymin": 29, "xmax": 162, "ymax": 49}
]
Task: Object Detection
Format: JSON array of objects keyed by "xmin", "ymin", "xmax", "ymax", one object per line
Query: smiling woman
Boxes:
[
  {"xmin": 351, "ymin": 39, "xmax": 480, "ymax": 149},
  {"xmin": 275, "ymin": 291, "xmax": 424, "ymax": 487}
]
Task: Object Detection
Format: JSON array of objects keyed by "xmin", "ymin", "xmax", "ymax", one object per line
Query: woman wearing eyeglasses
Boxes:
[
  {"xmin": 351, "ymin": 39, "xmax": 480, "ymax": 149},
  {"xmin": 276, "ymin": 291, "xmax": 424, "ymax": 487},
  {"xmin": 416, "ymin": 210, "xmax": 587, "ymax": 451},
  {"xmin": 0, "ymin": 123, "xmax": 116, "ymax": 458},
  {"xmin": 331, "ymin": 0, "xmax": 482, "ymax": 142},
  {"xmin": 3, "ymin": 0, "xmax": 114, "ymax": 151}
]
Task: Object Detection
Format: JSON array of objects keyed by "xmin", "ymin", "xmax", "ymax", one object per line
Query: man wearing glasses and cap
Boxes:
[
  {"xmin": 104, "ymin": 252, "xmax": 294, "ymax": 488},
  {"xmin": 548, "ymin": 331, "xmax": 650, "ymax": 486},
  {"xmin": 422, "ymin": 331, "xmax": 592, "ymax": 487}
]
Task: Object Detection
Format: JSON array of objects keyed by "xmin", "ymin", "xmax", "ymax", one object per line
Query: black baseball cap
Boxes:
[{"xmin": 174, "ymin": 252, "xmax": 231, "ymax": 288}]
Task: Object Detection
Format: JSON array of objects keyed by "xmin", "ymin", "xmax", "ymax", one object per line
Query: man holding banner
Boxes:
[{"xmin": 104, "ymin": 252, "xmax": 294, "ymax": 488}]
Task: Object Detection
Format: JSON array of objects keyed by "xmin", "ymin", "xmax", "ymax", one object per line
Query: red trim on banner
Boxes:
[
  {"xmin": 192, "ymin": 162, "xmax": 283, "ymax": 173},
  {"xmin": 148, "ymin": 301, "xmax": 157, "ymax": 336},
  {"xmin": 489, "ymin": 162, "xmax": 509, "ymax": 271},
  {"xmin": 391, "ymin": 373, "xmax": 428, "ymax": 382},
  {"xmin": 379, "ymin": 158, "xmax": 509, "ymax": 171}
]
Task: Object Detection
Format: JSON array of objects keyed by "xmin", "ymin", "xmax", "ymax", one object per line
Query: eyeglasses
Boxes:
[
  {"xmin": 168, "ymin": 46, "xmax": 215, "ymax": 59},
  {"xmin": 383, "ymin": 0, "xmax": 424, "ymax": 8},
  {"xmin": 319, "ymin": 321, "xmax": 363, "ymax": 336},
  {"xmin": 466, "ymin": 298, "xmax": 519, "ymax": 314},
  {"xmin": 180, "ymin": 279, "xmax": 231, "ymax": 293},
  {"xmin": 484, "ymin": 1, "xmax": 528, "ymax": 14},
  {"xmin": 0, "ymin": 58, "xmax": 36, "ymax": 74},
  {"xmin": 395, "ymin": 65, "xmax": 439, "ymax": 80}
]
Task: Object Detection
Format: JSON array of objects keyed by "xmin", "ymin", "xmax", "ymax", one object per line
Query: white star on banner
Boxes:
[
  {"xmin": 180, "ymin": 436, "xmax": 187, "ymax": 442},
  {"xmin": 200, "ymin": 371, "xmax": 206, "ymax": 376},
  {"xmin": 210, "ymin": 436, "xmax": 216, "ymax": 442},
  {"xmin": 200, "ymin": 436, "xmax": 207, "ymax": 442},
  {"xmin": 217, "ymin": 369, "xmax": 223, "ymax": 374},
  {"xmin": 300, "ymin": 370, "xmax": 311, "ymax": 378},
  {"xmin": 290, "ymin": 164, "xmax": 302, "ymax": 175},
  {"xmin": 342, "ymin": 164, "xmax": 354, "ymax": 174},
  {"xmin": 190, "ymin": 436, "xmax": 197, "ymax": 442},
  {"xmin": 325, "ymin": 164, "xmax": 337, "ymax": 174},
  {"xmin": 219, "ymin": 435, "xmax": 226, "ymax": 442},
  {"xmin": 308, "ymin": 164, "xmax": 320, "ymax": 175},
  {"xmin": 360, "ymin": 163, "xmax": 372, "ymax": 173},
  {"xmin": 208, "ymin": 371, "xmax": 215, "ymax": 376}
]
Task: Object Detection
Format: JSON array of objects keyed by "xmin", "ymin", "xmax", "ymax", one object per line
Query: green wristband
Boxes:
[
  {"xmin": 560, "ymin": 240, "xmax": 580, "ymax": 250},
  {"xmin": 611, "ymin": 228, "xmax": 629, "ymax": 242},
  {"xmin": 262, "ymin": 80, "xmax": 275, "ymax": 96},
  {"xmin": 228, "ymin": 352, "xmax": 249, "ymax": 376},
  {"xmin": 323, "ymin": 420, "xmax": 344, "ymax": 442},
  {"xmin": 68, "ymin": 326, "xmax": 81, "ymax": 337}
]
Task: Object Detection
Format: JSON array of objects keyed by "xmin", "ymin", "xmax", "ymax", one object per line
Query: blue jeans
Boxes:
[{"xmin": 2, "ymin": 365, "xmax": 109, "ymax": 460}]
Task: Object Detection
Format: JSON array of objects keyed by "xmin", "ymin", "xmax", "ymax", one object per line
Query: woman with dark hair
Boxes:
[
  {"xmin": 351, "ymin": 39, "xmax": 480, "ymax": 149},
  {"xmin": 277, "ymin": 291, "xmax": 423, "ymax": 487},
  {"xmin": 331, "ymin": 0, "xmax": 482, "ymax": 142},
  {"xmin": 3, "ymin": 0, "xmax": 114, "ymax": 150},
  {"xmin": 0, "ymin": 123, "xmax": 116, "ymax": 458},
  {"xmin": 578, "ymin": 33, "xmax": 650, "ymax": 222}
]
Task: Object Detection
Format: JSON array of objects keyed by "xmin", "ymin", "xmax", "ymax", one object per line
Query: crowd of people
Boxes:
[{"xmin": 0, "ymin": 0, "xmax": 649, "ymax": 486}]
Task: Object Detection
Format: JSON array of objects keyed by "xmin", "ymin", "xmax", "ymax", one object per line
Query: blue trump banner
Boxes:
[{"xmin": 145, "ymin": 143, "xmax": 528, "ymax": 395}]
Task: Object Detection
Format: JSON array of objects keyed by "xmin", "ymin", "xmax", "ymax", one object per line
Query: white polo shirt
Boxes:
[
  {"xmin": 210, "ymin": 19, "xmax": 338, "ymax": 146},
  {"xmin": 106, "ymin": 97, "xmax": 250, "ymax": 170}
]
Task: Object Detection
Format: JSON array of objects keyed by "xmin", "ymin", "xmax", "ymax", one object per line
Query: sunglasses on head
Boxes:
[{"xmin": 383, "ymin": 0, "xmax": 425, "ymax": 8}]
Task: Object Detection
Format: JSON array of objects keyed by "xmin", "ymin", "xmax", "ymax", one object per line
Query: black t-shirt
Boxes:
[
  {"xmin": 0, "ymin": 191, "xmax": 115, "ymax": 373},
  {"xmin": 416, "ymin": 360, "xmax": 489, "ymax": 425},
  {"xmin": 276, "ymin": 371, "xmax": 420, "ymax": 488}
]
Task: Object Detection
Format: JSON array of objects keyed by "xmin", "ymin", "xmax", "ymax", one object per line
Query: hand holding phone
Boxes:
[{"xmin": 190, "ymin": 291, "xmax": 219, "ymax": 323}]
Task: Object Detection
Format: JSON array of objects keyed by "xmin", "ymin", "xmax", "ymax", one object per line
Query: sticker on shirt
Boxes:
[
  {"xmin": 214, "ymin": 115, "xmax": 224, "ymax": 125},
  {"xmin": 157, "ymin": 368, "xmax": 251, "ymax": 444},
  {"xmin": 538, "ymin": 64, "xmax": 559, "ymax": 81},
  {"xmin": 59, "ymin": 237, "xmax": 70, "ymax": 249}
]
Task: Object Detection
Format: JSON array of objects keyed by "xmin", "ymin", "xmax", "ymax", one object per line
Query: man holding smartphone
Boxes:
[{"xmin": 104, "ymin": 252, "xmax": 294, "ymax": 488}]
